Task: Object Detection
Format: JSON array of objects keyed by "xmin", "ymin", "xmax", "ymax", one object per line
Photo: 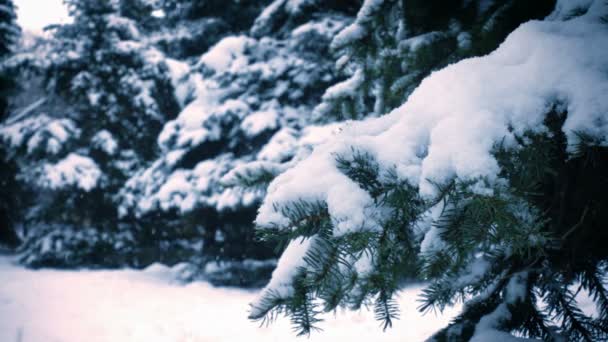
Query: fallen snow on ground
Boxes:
[{"xmin": 0, "ymin": 256, "xmax": 459, "ymax": 342}]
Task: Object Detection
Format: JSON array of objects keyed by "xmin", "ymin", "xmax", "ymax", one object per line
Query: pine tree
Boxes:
[
  {"xmin": 118, "ymin": 0, "xmax": 359, "ymax": 285},
  {"xmin": 0, "ymin": 0, "xmax": 18, "ymax": 56},
  {"xmin": 0, "ymin": 0, "xmax": 182, "ymax": 266},
  {"xmin": 0, "ymin": 0, "xmax": 21, "ymax": 248},
  {"xmin": 249, "ymin": 1, "xmax": 608, "ymax": 340}
]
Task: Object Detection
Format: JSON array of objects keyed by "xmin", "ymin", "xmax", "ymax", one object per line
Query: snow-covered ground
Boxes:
[{"xmin": 0, "ymin": 256, "xmax": 459, "ymax": 342}]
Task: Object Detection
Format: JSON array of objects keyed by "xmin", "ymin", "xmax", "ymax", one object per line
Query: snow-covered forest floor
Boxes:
[{"xmin": 0, "ymin": 256, "xmax": 460, "ymax": 342}]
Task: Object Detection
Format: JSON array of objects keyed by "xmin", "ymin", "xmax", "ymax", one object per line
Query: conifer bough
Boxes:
[{"xmin": 249, "ymin": 1, "xmax": 608, "ymax": 340}]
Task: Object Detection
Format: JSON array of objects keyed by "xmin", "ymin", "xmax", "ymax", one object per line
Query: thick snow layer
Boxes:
[
  {"xmin": 198, "ymin": 36, "xmax": 252, "ymax": 74},
  {"xmin": 256, "ymin": 3, "xmax": 608, "ymax": 231},
  {"xmin": 0, "ymin": 257, "xmax": 460, "ymax": 342}
]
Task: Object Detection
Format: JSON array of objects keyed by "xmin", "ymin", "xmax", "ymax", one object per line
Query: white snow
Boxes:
[
  {"xmin": 250, "ymin": 0, "xmax": 285, "ymax": 36},
  {"xmin": 470, "ymin": 273, "xmax": 530, "ymax": 342},
  {"xmin": 254, "ymin": 1, "xmax": 608, "ymax": 312},
  {"xmin": 40, "ymin": 153, "xmax": 102, "ymax": 191},
  {"xmin": 319, "ymin": 68, "xmax": 365, "ymax": 102},
  {"xmin": 92, "ymin": 130, "xmax": 118, "ymax": 155},
  {"xmin": 0, "ymin": 256, "xmax": 460, "ymax": 342},
  {"xmin": 240, "ymin": 109, "xmax": 279, "ymax": 137},
  {"xmin": 284, "ymin": 0, "xmax": 316, "ymax": 14},
  {"xmin": 250, "ymin": 237, "xmax": 314, "ymax": 318},
  {"xmin": 3, "ymin": 97, "xmax": 47, "ymax": 126},
  {"xmin": 106, "ymin": 14, "xmax": 140, "ymax": 40},
  {"xmin": 164, "ymin": 58, "xmax": 193, "ymax": 107},
  {"xmin": 257, "ymin": 128, "xmax": 299, "ymax": 162},
  {"xmin": 197, "ymin": 36, "xmax": 252, "ymax": 74},
  {"xmin": 122, "ymin": 14, "xmax": 351, "ymax": 218},
  {"xmin": 123, "ymin": 154, "xmax": 261, "ymax": 215},
  {"xmin": 158, "ymin": 98, "xmax": 249, "ymax": 151},
  {"xmin": 0, "ymin": 114, "xmax": 80, "ymax": 156},
  {"xmin": 549, "ymin": 0, "xmax": 595, "ymax": 20}
]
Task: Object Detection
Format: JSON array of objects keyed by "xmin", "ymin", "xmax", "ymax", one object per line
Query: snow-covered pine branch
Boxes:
[{"xmin": 251, "ymin": 1, "xmax": 608, "ymax": 339}]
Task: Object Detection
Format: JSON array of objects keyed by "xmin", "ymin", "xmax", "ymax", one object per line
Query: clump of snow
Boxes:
[
  {"xmin": 250, "ymin": 0, "xmax": 286, "ymax": 37},
  {"xmin": 457, "ymin": 32, "xmax": 472, "ymax": 50},
  {"xmin": 158, "ymin": 98, "xmax": 249, "ymax": 151},
  {"xmin": 197, "ymin": 36, "xmax": 252, "ymax": 74},
  {"xmin": 257, "ymin": 128, "xmax": 299, "ymax": 162},
  {"xmin": 313, "ymin": 69, "xmax": 366, "ymax": 119},
  {"xmin": 255, "ymin": 1, "xmax": 608, "ymax": 304},
  {"xmin": 419, "ymin": 202, "xmax": 447, "ymax": 254},
  {"xmin": 284, "ymin": 0, "xmax": 316, "ymax": 14},
  {"xmin": 240, "ymin": 109, "xmax": 279, "ymax": 138},
  {"xmin": 92, "ymin": 130, "xmax": 118, "ymax": 155},
  {"xmin": 164, "ymin": 58, "xmax": 193, "ymax": 106},
  {"xmin": 39, "ymin": 153, "xmax": 102, "ymax": 191}
]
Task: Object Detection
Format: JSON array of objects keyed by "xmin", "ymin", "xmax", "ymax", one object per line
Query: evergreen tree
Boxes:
[
  {"xmin": 121, "ymin": 0, "xmax": 557, "ymax": 285},
  {"xmin": 0, "ymin": 0, "xmax": 21, "ymax": 248},
  {"xmin": 150, "ymin": 0, "xmax": 272, "ymax": 59},
  {"xmin": 249, "ymin": 1, "xmax": 608, "ymax": 340},
  {"xmin": 118, "ymin": 0, "xmax": 359, "ymax": 285},
  {"xmin": 0, "ymin": 0, "xmax": 18, "ymax": 57},
  {"xmin": 226, "ymin": 0, "xmax": 555, "ymax": 197},
  {"xmin": 0, "ymin": 0, "xmax": 19, "ymax": 117},
  {"xmin": 0, "ymin": 0, "xmax": 182, "ymax": 266}
]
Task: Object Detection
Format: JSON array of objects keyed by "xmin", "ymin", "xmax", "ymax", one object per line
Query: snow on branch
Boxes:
[{"xmin": 253, "ymin": 0, "xmax": 608, "ymax": 315}]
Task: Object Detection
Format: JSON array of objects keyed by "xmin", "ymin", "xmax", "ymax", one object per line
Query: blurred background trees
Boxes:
[{"xmin": 0, "ymin": 0, "xmax": 560, "ymax": 291}]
